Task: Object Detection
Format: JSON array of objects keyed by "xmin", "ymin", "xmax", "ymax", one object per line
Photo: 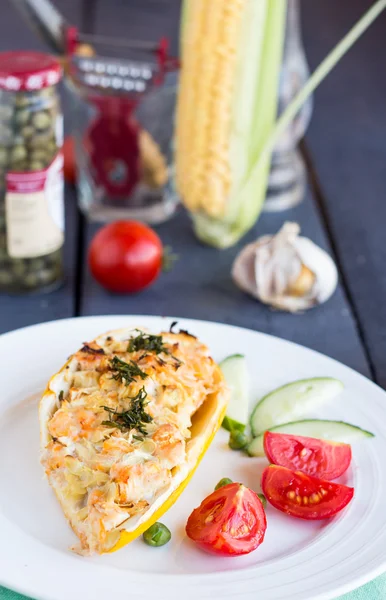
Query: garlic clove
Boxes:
[
  {"xmin": 231, "ymin": 241, "xmax": 259, "ymax": 298},
  {"xmin": 232, "ymin": 222, "xmax": 338, "ymax": 312},
  {"xmin": 291, "ymin": 236, "xmax": 338, "ymax": 305}
]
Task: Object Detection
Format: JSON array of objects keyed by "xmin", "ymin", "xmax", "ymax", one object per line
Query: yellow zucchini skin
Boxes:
[{"xmin": 111, "ymin": 403, "xmax": 227, "ymax": 552}]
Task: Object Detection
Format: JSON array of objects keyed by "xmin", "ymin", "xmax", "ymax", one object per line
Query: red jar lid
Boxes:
[{"xmin": 0, "ymin": 51, "xmax": 62, "ymax": 92}]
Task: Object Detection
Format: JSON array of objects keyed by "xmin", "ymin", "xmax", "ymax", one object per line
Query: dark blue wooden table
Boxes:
[{"xmin": 1, "ymin": 0, "xmax": 385, "ymax": 390}]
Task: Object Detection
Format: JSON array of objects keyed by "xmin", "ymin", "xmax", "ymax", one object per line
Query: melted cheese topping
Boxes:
[{"xmin": 41, "ymin": 330, "xmax": 221, "ymax": 554}]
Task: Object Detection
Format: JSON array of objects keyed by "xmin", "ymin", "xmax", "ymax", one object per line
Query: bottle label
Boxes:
[{"xmin": 5, "ymin": 153, "xmax": 64, "ymax": 258}]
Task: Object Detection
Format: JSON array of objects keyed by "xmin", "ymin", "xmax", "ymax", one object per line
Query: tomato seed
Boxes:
[
  {"xmin": 287, "ymin": 491, "xmax": 296, "ymax": 500},
  {"xmin": 310, "ymin": 493, "xmax": 320, "ymax": 504}
]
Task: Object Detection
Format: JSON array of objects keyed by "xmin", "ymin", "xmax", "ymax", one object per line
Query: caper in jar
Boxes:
[
  {"xmin": 15, "ymin": 94, "xmax": 29, "ymax": 108},
  {"xmin": 10, "ymin": 145, "xmax": 27, "ymax": 163},
  {"xmin": 37, "ymin": 268, "xmax": 56, "ymax": 285},
  {"xmin": 0, "ymin": 51, "xmax": 63, "ymax": 293},
  {"xmin": 28, "ymin": 133, "xmax": 52, "ymax": 149},
  {"xmin": 15, "ymin": 109, "xmax": 30, "ymax": 127},
  {"xmin": 0, "ymin": 105, "xmax": 13, "ymax": 119},
  {"xmin": 39, "ymin": 87, "xmax": 55, "ymax": 99},
  {"xmin": 24, "ymin": 271, "xmax": 40, "ymax": 288},
  {"xmin": 0, "ymin": 124, "xmax": 12, "ymax": 143},
  {"xmin": 30, "ymin": 257, "xmax": 46, "ymax": 271},
  {"xmin": 11, "ymin": 259, "xmax": 26, "ymax": 278},
  {"xmin": 30, "ymin": 150, "xmax": 47, "ymax": 162},
  {"xmin": 32, "ymin": 111, "xmax": 51, "ymax": 130},
  {"xmin": 0, "ymin": 270, "xmax": 12, "ymax": 286},
  {"xmin": 29, "ymin": 160, "xmax": 45, "ymax": 171},
  {"xmin": 10, "ymin": 161, "xmax": 28, "ymax": 171},
  {"xmin": 21, "ymin": 125, "xmax": 34, "ymax": 140}
]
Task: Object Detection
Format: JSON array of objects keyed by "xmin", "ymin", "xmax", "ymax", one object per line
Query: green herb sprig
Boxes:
[
  {"xmin": 128, "ymin": 330, "xmax": 183, "ymax": 370},
  {"xmin": 102, "ymin": 386, "xmax": 152, "ymax": 437},
  {"xmin": 128, "ymin": 330, "xmax": 169, "ymax": 355},
  {"xmin": 109, "ymin": 356, "xmax": 148, "ymax": 385}
]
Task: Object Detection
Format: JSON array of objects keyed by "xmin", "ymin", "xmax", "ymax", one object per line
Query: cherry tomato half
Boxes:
[
  {"xmin": 88, "ymin": 221, "xmax": 163, "ymax": 293},
  {"xmin": 186, "ymin": 483, "xmax": 267, "ymax": 556},
  {"xmin": 261, "ymin": 465, "xmax": 354, "ymax": 520},
  {"xmin": 263, "ymin": 432, "xmax": 352, "ymax": 480}
]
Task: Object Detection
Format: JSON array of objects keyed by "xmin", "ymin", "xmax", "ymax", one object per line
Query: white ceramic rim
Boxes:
[{"xmin": 0, "ymin": 315, "xmax": 385, "ymax": 600}]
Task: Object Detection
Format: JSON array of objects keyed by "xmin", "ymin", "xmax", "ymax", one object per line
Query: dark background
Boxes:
[{"xmin": 1, "ymin": 0, "xmax": 386, "ymax": 389}]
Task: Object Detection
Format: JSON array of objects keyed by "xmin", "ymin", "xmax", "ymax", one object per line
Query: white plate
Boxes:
[{"xmin": 0, "ymin": 315, "xmax": 385, "ymax": 600}]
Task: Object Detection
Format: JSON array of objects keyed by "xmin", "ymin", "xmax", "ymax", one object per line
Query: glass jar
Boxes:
[
  {"xmin": 68, "ymin": 50, "xmax": 178, "ymax": 225},
  {"xmin": 0, "ymin": 51, "xmax": 64, "ymax": 293}
]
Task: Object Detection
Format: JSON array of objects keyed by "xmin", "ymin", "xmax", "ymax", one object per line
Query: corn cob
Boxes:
[
  {"xmin": 175, "ymin": 0, "xmax": 287, "ymax": 248},
  {"xmin": 176, "ymin": 0, "xmax": 386, "ymax": 249}
]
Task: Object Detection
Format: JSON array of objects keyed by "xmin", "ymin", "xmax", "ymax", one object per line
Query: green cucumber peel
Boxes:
[{"xmin": 250, "ymin": 377, "xmax": 344, "ymax": 437}]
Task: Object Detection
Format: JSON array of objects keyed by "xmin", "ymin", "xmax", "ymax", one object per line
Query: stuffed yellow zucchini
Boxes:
[{"xmin": 39, "ymin": 326, "xmax": 229, "ymax": 555}]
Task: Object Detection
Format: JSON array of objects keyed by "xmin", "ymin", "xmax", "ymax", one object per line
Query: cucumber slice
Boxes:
[
  {"xmin": 220, "ymin": 354, "xmax": 249, "ymax": 431},
  {"xmin": 247, "ymin": 419, "xmax": 375, "ymax": 457},
  {"xmin": 250, "ymin": 377, "xmax": 344, "ymax": 437}
]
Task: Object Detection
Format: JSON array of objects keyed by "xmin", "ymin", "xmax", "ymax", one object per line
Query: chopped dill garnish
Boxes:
[
  {"xmin": 128, "ymin": 330, "xmax": 169, "ymax": 355},
  {"xmin": 109, "ymin": 356, "xmax": 148, "ymax": 385},
  {"xmin": 102, "ymin": 387, "xmax": 152, "ymax": 436},
  {"xmin": 128, "ymin": 330, "xmax": 183, "ymax": 369}
]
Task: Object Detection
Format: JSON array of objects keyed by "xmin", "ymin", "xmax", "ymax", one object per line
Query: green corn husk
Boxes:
[{"xmin": 177, "ymin": 0, "xmax": 386, "ymax": 249}]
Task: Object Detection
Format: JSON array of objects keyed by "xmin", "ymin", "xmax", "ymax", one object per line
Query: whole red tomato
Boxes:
[
  {"xmin": 88, "ymin": 221, "xmax": 163, "ymax": 293},
  {"xmin": 186, "ymin": 483, "xmax": 267, "ymax": 556}
]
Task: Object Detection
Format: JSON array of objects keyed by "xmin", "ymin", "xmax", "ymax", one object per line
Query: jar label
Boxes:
[{"xmin": 5, "ymin": 153, "xmax": 64, "ymax": 258}]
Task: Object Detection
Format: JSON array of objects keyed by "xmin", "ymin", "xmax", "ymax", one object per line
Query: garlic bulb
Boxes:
[{"xmin": 232, "ymin": 222, "xmax": 338, "ymax": 312}]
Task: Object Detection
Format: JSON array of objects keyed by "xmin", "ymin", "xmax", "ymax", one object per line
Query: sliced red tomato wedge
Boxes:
[
  {"xmin": 261, "ymin": 465, "xmax": 354, "ymax": 520},
  {"xmin": 186, "ymin": 483, "xmax": 267, "ymax": 556},
  {"xmin": 263, "ymin": 431, "xmax": 352, "ymax": 480}
]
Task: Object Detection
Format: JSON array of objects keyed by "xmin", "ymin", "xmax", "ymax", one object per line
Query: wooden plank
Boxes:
[
  {"xmin": 302, "ymin": 0, "xmax": 386, "ymax": 386},
  {"xmin": 0, "ymin": 3, "xmax": 80, "ymax": 334},
  {"xmin": 80, "ymin": 185, "xmax": 371, "ymax": 378}
]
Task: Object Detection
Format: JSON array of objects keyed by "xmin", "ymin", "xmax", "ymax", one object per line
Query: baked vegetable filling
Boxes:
[{"xmin": 40, "ymin": 328, "xmax": 227, "ymax": 555}]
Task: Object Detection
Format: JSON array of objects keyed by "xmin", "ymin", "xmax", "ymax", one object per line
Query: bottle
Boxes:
[
  {"xmin": 0, "ymin": 51, "xmax": 64, "ymax": 293},
  {"xmin": 264, "ymin": 0, "xmax": 313, "ymax": 212}
]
